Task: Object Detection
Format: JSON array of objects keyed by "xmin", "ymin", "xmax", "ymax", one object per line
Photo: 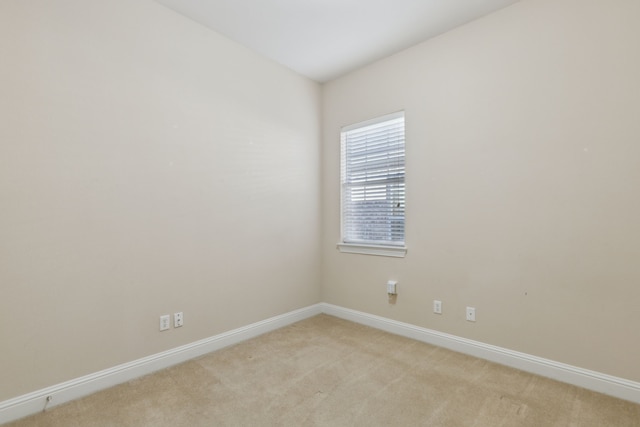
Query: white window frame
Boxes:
[{"xmin": 338, "ymin": 111, "xmax": 407, "ymax": 258}]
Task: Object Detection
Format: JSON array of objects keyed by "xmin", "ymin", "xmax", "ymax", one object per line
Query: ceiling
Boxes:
[{"xmin": 156, "ymin": 0, "xmax": 521, "ymax": 83}]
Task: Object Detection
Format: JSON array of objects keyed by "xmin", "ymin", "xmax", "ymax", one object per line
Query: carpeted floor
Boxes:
[{"xmin": 5, "ymin": 314, "xmax": 640, "ymax": 426}]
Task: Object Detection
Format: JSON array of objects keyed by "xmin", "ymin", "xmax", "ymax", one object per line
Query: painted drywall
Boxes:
[
  {"xmin": 0, "ymin": 0, "xmax": 321, "ymax": 400},
  {"xmin": 322, "ymin": 0, "xmax": 640, "ymax": 382}
]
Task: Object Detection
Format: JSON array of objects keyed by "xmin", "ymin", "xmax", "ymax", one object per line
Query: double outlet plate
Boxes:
[
  {"xmin": 432, "ymin": 300, "xmax": 476, "ymax": 322},
  {"xmin": 160, "ymin": 312, "xmax": 183, "ymax": 331}
]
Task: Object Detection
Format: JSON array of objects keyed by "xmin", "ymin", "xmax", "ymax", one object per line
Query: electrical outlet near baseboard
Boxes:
[
  {"xmin": 466, "ymin": 307, "xmax": 476, "ymax": 322},
  {"xmin": 433, "ymin": 300, "xmax": 442, "ymax": 314},
  {"xmin": 160, "ymin": 315, "xmax": 171, "ymax": 331},
  {"xmin": 174, "ymin": 312, "xmax": 183, "ymax": 328}
]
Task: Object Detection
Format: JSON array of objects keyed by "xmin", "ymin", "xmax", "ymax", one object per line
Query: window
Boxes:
[{"xmin": 339, "ymin": 111, "xmax": 406, "ymax": 257}]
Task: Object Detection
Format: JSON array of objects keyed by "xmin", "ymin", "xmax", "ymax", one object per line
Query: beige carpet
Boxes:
[{"xmin": 5, "ymin": 314, "xmax": 640, "ymax": 426}]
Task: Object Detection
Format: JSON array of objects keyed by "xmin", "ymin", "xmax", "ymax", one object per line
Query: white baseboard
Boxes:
[
  {"xmin": 3, "ymin": 302, "xmax": 639, "ymax": 425},
  {"xmin": 320, "ymin": 303, "xmax": 640, "ymax": 404},
  {"xmin": 0, "ymin": 304, "xmax": 322, "ymax": 425}
]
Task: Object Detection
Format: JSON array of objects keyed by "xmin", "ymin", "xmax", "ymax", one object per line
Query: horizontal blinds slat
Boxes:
[
  {"xmin": 345, "ymin": 138, "xmax": 404, "ymax": 153},
  {"xmin": 346, "ymin": 152, "xmax": 403, "ymax": 164},
  {"xmin": 346, "ymin": 163, "xmax": 404, "ymax": 176},
  {"xmin": 346, "ymin": 137, "xmax": 404, "ymax": 148},
  {"xmin": 346, "ymin": 151, "xmax": 404, "ymax": 164},
  {"xmin": 346, "ymin": 139, "xmax": 404, "ymax": 149},
  {"xmin": 345, "ymin": 134, "xmax": 404, "ymax": 149},
  {"xmin": 345, "ymin": 190, "xmax": 404, "ymax": 200},
  {"xmin": 346, "ymin": 173, "xmax": 404, "ymax": 182}
]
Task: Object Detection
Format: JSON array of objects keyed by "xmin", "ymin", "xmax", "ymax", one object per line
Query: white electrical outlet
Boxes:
[
  {"xmin": 466, "ymin": 307, "xmax": 476, "ymax": 322},
  {"xmin": 160, "ymin": 315, "xmax": 171, "ymax": 331},
  {"xmin": 433, "ymin": 300, "xmax": 442, "ymax": 314},
  {"xmin": 174, "ymin": 312, "xmax": 183, "ymax": 328}
]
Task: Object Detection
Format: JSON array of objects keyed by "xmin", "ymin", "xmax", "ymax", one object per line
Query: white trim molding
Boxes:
[
  {"xmin": 320, "ymin": 303, "xmax": 640, "ymax": 405},
  {"xmin": 2, "ymin": 302, "xmax": 639, "ymax": 425},
  {"xmin": 0, "ymin": 304, "xmax": 322, "ymax": 425},
  {"xmin": 337, "ymin": 243, "xmax": 407, "ymax": 257}
]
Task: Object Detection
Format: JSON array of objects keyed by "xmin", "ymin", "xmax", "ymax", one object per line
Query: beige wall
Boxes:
[
  {"xmin": 3, "ymin": 0, "xmax": 640, "ymax": 405},
  {"xmin": 322, "ymin": 0, "xmax": 640, "ymax": 382},
  {"xmin": 0, "ymin": 0, "xmax": 321, "ymax": 400}
]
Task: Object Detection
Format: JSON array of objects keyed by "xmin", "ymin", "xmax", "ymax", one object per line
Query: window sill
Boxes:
[{"xmin": 337, "ymin": 243, "xmax": 407, "ymax": 258}]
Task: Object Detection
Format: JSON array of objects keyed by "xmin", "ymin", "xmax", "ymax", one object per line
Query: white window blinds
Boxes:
[{"xmin": 341, "ymin": 112, "xmax": 405, "ymax": 247}]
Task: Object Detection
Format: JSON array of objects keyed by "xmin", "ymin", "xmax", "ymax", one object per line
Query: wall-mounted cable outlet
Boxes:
[
  {"xmin": 466, "ymin": 307, "xmax": 476, "ymax": 322},
  {"xmin": 160, "ymin": 315, "xmax": 171, "ymax": 331},
  {"xmin": 44, "ymin": 395, "xmax": 53, "ymax": 411},
  {"xmin": 174, "ymin": 312, "xmax": 183, "ymax": 328},
  {"xmin": 433, "ymin": 300, "xmax": 442, "ymax": 314}
]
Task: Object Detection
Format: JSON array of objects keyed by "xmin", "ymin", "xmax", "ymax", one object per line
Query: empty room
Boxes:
[{"xmin": 1, "ymin": 0, "xmax": 639, "ymax": 425}]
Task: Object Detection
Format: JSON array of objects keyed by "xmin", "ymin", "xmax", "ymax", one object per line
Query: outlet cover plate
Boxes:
[
  {"xmin": 433, "ymin": 300, "xmax": 442, "ymax": 314},
  {"xmin": 160, "ymin": 315, "xmax": 171, "ymax": 331},
  {"xmin": 174, "ymin": 312, "xmax": 183, "ymax": 328},
  {"xmin": 466, "ymin": 307, "xmax": 476, "ymax": 322}
]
